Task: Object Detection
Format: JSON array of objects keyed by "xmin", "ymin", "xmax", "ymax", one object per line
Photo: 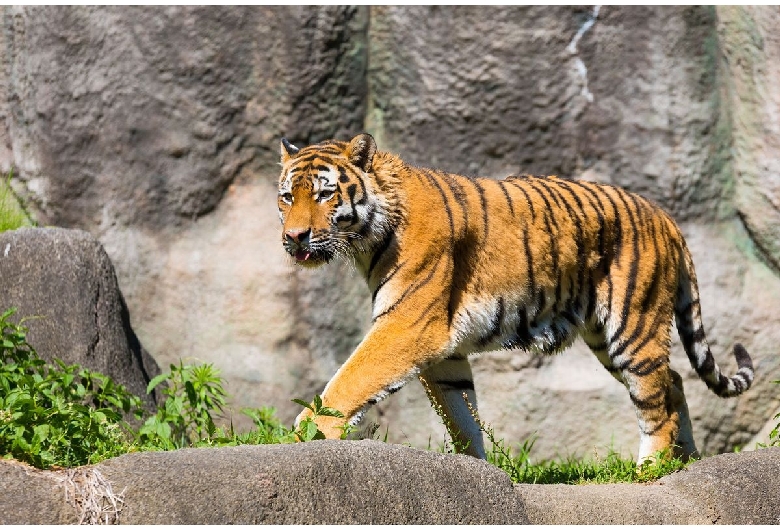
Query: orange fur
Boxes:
[{"xmin": 277, "ymin": 134, "xmax": 754, "ymax": 463}]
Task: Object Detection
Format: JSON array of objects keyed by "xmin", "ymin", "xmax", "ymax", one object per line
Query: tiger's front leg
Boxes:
[{"xmin": 294, "ymin": 317, "xmax": 451, "ymax": 439}]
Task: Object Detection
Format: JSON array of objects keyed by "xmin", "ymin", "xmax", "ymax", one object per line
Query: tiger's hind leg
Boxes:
[
  {"xmin": 585, "ymin": 322, "xmax": 694, "ymax": 464},
  {"xmin": 608, "ymin": 322, "xmax": 682, "ymax": 465},
  {"xmin": 419, "ymin": 357, "xmax": 486, "ymax": 459},
  {"xmin": 669, "ymin": 369, "xmax": 699, "ymax": 461}
]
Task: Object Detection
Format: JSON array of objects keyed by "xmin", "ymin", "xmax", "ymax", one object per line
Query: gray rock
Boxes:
[
  {"xmin": 721, "ymin": 7, "xmax": 780, "ymax": 273},
  {"xmin": 98, "ymin": 440, "xmax": 528, "ymax": 524},
  {"xmin": 660, "ymin": 447, "xmax": 780, "ymax": 525},
  {"xmin": 2, "ymin": 442, "xmax": 779, "ymax": 524},
  {"xmin": 0, "ymin": 460, "xmax": 75, "ymax": 524},
  {"xmin": 515, "ymin": 483, "xmax": 711, "ymax": 525},
  {"xmin": 0, "ymin": 227, "xmax": 159, "ymax": 410},
  {"xmin": 368, "ymin": 6, "xmax": 729, "ymax": 221}
]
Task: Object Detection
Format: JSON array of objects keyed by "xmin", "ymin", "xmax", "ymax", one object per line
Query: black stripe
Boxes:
[
  {"xmin": 368, "ymin": 233, "xmax": 394, "ymax": 279},
  {"xmin": 496, "ymin": 180, "xmax": 515, "ymax": 216},
  {"xmin": 624, "ymin": 355, "xmax": 666, "ymax": 377},
  {"xmin": 522, "ymin": 224, "xmax": 535, "ymax": 296},
  {"xmin": 575, "ymin": 181, "xmax": 608, "ymax": 258},
  {"xmin": 471, "ymin": 177, "xmax": 490, "ymax": 241},
  {"xmin": 505, "ymin": 179, "xmax": 536, "ymax": 219},
  {"xmin": 677, "ymin": 298, "xmax": 700, "ymax": 318},
  {"xmin": 640, "ymin": 244, "xmax": 662, "ymax": 314},
  {"xmin": 372, "ymin": 260, "xmax": 405, "ymax": 305},
  {"xmin": 609, "ymin": 298, "xmax": 668, "ymax": 362},
  {"xmin": 436, "ymin": 379, "xmax": 475, "ymax": 391},
  {"xmin": 296, "ymin": 153, "xmax": 337, "ymax": 164},
  {"xmin": 642, "ymin": 415, "xmax": 671, "ymax": 436},
  {"xmin": 629, "ymin": 387, "xmax": 666, "ymax": 410},
  {"xmin": 440, "ymin": 172, "xmax": 469, "ymax": 217},
  {"xmin": 373, "ymin": 255, "xmax": 443, "ymax": 322},
  {"xmin": 607, "ymin": 188, "xmax": 640, "ymax": 346},
  {"xmin": 347, "ymin": 166, "xmax": 369, "ymax": 205},
  {"xmin": 416, "ymin": 296, "xmax": 442, "ymax": 328},
  {"xmin": 547, "ymin": 179, "xmax": 586, "ymax": 314},
  {"xmin": 516, "ymin": 306, "xmax": 533, "ymax": 350},
  {"xmin": 422, "ymin": 170, "xmax": 456, "ymax": 242},
  {"xmin": 524, "ymin": 180, "xmax": 561, "ymax": 299}
]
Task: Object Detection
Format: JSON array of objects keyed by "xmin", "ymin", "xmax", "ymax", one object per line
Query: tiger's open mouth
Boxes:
[
  {"xmin": 287, "ymin": 246, "xmax": 330, "ymax": 267},
  {"xmin": 295, "ymin": 249, "xmax": 313, "ymax": 262}
]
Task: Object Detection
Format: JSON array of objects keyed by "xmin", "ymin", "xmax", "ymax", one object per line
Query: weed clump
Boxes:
[
  {"xmin": 0, "ymin": 308, "xmax": 348, "ymax": 469},
  {"xmin": 0, "ymin": 308, "xmax": 142, "ymax": 468}
]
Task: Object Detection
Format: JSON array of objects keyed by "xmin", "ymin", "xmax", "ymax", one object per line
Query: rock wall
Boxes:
[{"xmin": 0, "ymin": 6, "xmax": 778, "ymax": 459}]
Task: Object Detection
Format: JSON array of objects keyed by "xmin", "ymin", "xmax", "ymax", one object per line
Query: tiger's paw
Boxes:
[{"xmin": 293, "ymin": 405, "xmax": 348, "ymax": 441}]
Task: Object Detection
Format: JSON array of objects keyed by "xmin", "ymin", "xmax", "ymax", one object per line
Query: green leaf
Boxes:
[
  {"xmin": 316, "ymin": 406, "xmax": 344, "ymax": 419},
  {"xmin": 296, "ymin": 418, "xmax": 320, "ymax": 442},
  {"xmin": 291, "ymin": 398, "xmax": 314, "ymax": 412},
  {"xmin": 146, "ymin": 373, "xmax": 169, "ymax": 394}
]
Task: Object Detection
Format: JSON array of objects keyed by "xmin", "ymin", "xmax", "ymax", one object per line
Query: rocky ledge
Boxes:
[{"xmin": 1, "ymin": 441, "xmax": 778, "ymax": 525}]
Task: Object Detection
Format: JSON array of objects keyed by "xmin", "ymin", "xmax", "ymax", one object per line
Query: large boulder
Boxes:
[
  {"xmin": 0, "ymin": 6, "xmax": 778, "ymax": 458},
  {"xmin": 0, "ymin": 227, "xmax": 159, "ymax": 410}
]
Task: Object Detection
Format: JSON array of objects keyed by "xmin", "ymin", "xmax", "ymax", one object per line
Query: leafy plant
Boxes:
[
  {"xmin": 0, "ymin": 308, "xmax": 143, "ymax": 469},
  {"xmin": 137, "ymin": 361, "xmax": 228, "ymax": 450},
  {"xmin": 238, "ymin": 406, "xmax": 299, "ymax": 445}
]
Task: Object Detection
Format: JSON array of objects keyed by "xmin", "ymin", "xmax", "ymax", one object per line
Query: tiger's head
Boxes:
[{"xmin": 277, "ymin": 133, "xmax": 394, "ymax": 268}]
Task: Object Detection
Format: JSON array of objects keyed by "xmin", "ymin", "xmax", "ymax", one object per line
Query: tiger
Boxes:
[{"xmin": 277, "ymin": 132, "xmax": 754, "ymax": 464}]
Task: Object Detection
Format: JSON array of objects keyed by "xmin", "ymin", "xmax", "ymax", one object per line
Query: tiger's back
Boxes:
[{"xmin": 277, "ymin": 133, "xmax": 754, "ymax": 464}]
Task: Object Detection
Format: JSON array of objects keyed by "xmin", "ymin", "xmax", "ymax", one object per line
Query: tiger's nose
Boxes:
[{"xmin": 285, "ymin": 228, "xmax": 311, "ymax": 246}]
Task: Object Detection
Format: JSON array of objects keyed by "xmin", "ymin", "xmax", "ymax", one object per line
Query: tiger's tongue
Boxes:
[{"xmin": 295, "ymin": 250, "xmax": 312, "ymax": 261}]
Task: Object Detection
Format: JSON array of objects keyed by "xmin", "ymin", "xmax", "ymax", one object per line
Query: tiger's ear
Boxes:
[
  {"xmin": 280, "ymin": 138, "xmax": 300, "ymax": 164},
  {"xmin": 347, "ymin": 133, "xmax": 376, "ymax": 172}
]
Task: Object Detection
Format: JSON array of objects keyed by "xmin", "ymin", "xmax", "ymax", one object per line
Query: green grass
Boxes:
[
  {"xmin": 0, "ymin": 172, "xmax": 33, "ymax": 232},
  {"xmin": 479, "ymin": 420, "xmax": 691, "ymax": 485},
  {"xmin": 769, "ymin": 380, "xmax": 780, "ymax": 447},
  {"xmin": 420, "ymin": 378, "xmax": 691, "ymax": 484}
]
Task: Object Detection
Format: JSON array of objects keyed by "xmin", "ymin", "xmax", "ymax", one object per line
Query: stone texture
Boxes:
[
  {"xmin": 660, "ymin": 447, "xmax": 780, "ymax": 525},
  {"xmin": 719, "ymin": 7, "xmax": 780, "ymax": 272},
  {"xmin": 0, "ymin": 227, "xmax": 160, "ymax": 410},
  {"xmin": 0, "ymin": 460, "xmax": 76, "ymax": 524},
  {"xmin": 98, "ymin": 440, "xmax": 529, "ymax": 525},
  {"xmin": 0, "ymin": 6, "xmax": 778, "ymax": 459},
  {"xmin": 368, "ymin": 6, "xmax": 731, "ymax": 221},
  {"xmin": 515, "ymin": 483, "xmax": 710, "ymax": 525},
  {"xmin": 2, "ymin": 443, "xmax": 779, "ymax": 524}
]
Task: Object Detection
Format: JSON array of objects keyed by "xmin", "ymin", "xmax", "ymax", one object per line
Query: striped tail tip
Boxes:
[{"xmin": 717, "ymin": 343, "xmax": 754, "ymax": 397}]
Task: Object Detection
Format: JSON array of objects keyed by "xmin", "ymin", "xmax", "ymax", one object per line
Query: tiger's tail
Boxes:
[{"xmin": 674, "ymin": 242, "xmax": 754, "ymax": 397}]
